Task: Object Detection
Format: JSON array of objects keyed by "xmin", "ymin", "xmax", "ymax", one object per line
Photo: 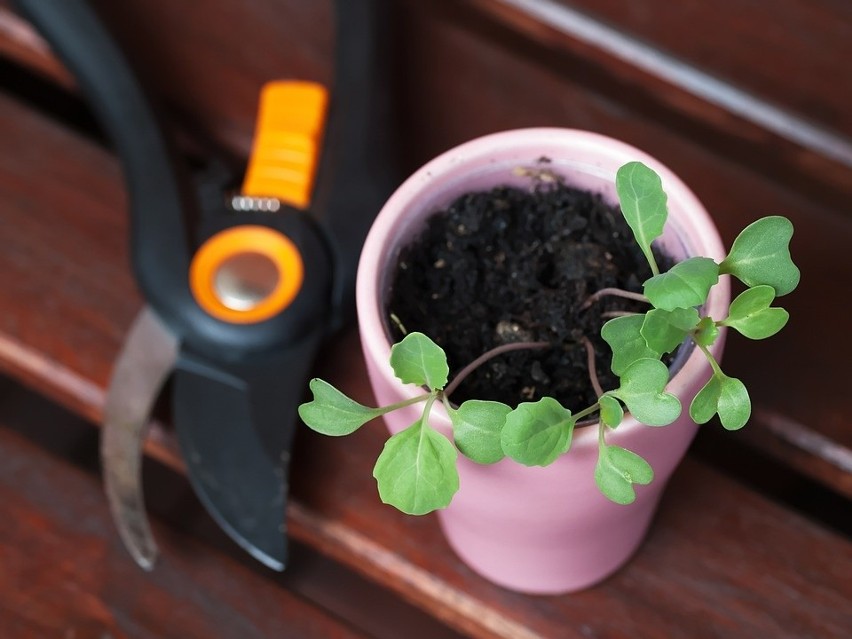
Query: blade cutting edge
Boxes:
[{"xmin": 102, "ymin": 307, "xmax": 178, "ymax": 570}]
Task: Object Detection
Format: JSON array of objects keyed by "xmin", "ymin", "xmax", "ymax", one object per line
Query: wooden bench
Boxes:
[{"xmin": 0, "ymin": 1, "xmax": 850, "ymax": 637}]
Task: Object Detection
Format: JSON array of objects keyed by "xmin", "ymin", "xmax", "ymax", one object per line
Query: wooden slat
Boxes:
[
  {"xmin": 0, "ymin": 90, "xmax": 850, "ymax": 638},
  {"xmin": 87, "ymin": 0, "xmax": 332, "ymax": 156},
  {"xmin": 554, "ymin": 0, "xmax": 852, "ymax": 138},
  {"xmin": 2, "ymin": 0, "xmax": 851, "ymax": 212},
  {"xmin": 0, "ymin": 7, "xmax": 73, "ymax": 88},
  {"xmin": 0, "ymin": 381, "xmax": 468, "ymax": 639},
  {"xmin": 0, "ymin": 425, "xmax": 365, "ymax": 639},
  {"xmin": 430, "ymin": 0, "xmax": 852, "ymax": 211}
]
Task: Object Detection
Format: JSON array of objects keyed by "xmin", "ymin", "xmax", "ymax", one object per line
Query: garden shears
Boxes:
[{"xmin": 16, "ymin": 0, "xmax": 395, "ymax": 570}]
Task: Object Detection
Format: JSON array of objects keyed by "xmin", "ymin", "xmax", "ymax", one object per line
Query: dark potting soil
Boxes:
[{"xmin": 386, "ymin": 176, "xmax": 674, "ymax": 411}]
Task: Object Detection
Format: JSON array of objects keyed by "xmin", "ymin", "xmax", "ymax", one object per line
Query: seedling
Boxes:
[{"xmin": 299, "ymin": 161, "xmax": 799, "ymax": 513}]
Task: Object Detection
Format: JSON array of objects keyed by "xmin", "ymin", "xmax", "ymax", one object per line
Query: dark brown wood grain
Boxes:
[
  {"xmin": 554, "ymin": 0, "xmax": 852, "ymax": 137},
  {"xmin": 0, "ymin": 89, "xmax": 137, "ymax": 424},
  {"xmin": 0, "ymin": 89, "xmax": 850, "ymax": 638},
  {"xmin": 0, "ymin": 425, "xmax": 366, "ymax": 639},
  {"xmin": 417, "ymin": 0, "xmax": 852, "ymax": 211},
  {"xmin": 88, "ymin": 0, "xmax": 332, "ymax": 156},
  {"xmin": 0, "ymin": 7, "xmax": 73, "ymax": 87},
  {"xmin": 2, "ymin": 0, "xmax": 851, "ymax": 211}
]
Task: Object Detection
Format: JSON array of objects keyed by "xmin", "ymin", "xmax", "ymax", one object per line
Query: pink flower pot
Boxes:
[{"xmin": 356, "ymin": 129, "xmax": 731, "ymax": 594}]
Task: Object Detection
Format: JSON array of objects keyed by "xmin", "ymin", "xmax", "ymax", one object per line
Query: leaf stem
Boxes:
[
  {"xmin": 444, "ymin": 341, "xmax": 551, "ymax": 398},
  {"xmin": 581, "ymin": 337, "xmax": 605, "ymax": 398},
  {"xmin": 648, "ymin": 253, "xmax": 661, "ymax": 278},
  {"xmin": 419, "ymin": 394, "xmax": 438, "ymax": 427},
  {"xmin": 581, "ymin": 287, "xmax": 650, "ymax": 310},
  {"xmin": 440, "ymin": 393, "xmax": 453, "ymax": 415},
  {"xmin": 416, "ymin": 394, "xmax": 439, "ymax": 456},
  {"xmin": 598, "ymin": 420, "xmax": 607, "ymax": 447},
  {"xmin": 695, "ymin": 339, "xmax": 723, "ymax": 377},
  {"xmin": 573, "ymin": 402, "xmax": 601, "ymax": 423},
  {"xmin": 381, "ymin": 392, "xmax": 434, "ymax": 414}
]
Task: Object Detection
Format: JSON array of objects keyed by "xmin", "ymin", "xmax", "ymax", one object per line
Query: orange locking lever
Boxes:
[{"xmin": 241, "ymin": 81, "xmax": 329, "ymax": 210}]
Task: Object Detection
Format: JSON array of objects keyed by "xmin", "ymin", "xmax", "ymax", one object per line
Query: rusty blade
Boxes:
[{"xmin": 102, "ymin": 307, "xmax": 178, "ymax": 570}]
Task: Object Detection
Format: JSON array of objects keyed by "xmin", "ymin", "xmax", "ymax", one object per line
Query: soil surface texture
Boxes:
[{"xmin": 386, "ymin": 177, "xmax": 673, "ymax": 411}]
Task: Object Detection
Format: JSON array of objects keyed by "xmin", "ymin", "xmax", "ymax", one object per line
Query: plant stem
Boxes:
[
  {"xmin": 581, "ymin": 337, "xmax": 605, "ymax": 398},
  {"xmin": 600, "ymin": 310, "xmax": 640, "ymax": 319},
  {"xmin": 444, "ymin": 341, "xmax": 551, "ymax": 398},
  {"xmin": 440, "ymin": 393, "xmax": 453, "ymax": 415},
  {"xmin": 573, "ymin": 402, "xmax": 601, "ymax": 422},
  {"xmin": 380, "ymin": 392, "xmax": 434, "ymax": 414},
  {"xmin": 389, "ymin": 312, "xmax": 408, "ymax": 336},
  {"xmin": 419, "ymin": 394, "xmax": 438, "ymax": 427},
  {"xmin": 581, "ymin": 287, "xmax": 650, "ymax": 310},
  {"xmin": 695, "ymin": 339, "xmax": 724, "ymax": 377},
  {"xmin": 648, "ymin": 253, "xmax": 661, "ymax": 278},
  {"xmin": 598, "ymin": 420, "xmax": 607, "ymax": 447},
  {"xmin": 417, "ymin": 394, "xmax": 439, "ymax": 449}
]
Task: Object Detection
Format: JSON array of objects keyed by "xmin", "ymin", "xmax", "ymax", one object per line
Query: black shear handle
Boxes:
[
  {"xmin": 13, "ymin": 0, "xmax": 195, "ymax": 317},
  {"xmin": 314, "ymin": 0, "xmax": 398, "ymax": 330}
]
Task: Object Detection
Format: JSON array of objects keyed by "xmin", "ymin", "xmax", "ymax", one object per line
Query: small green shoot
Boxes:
[
  {"xmin": 390, "ymin": 332, "xmax": 449, "ymax": 390},
  {"xmin": 373, "ymin": 398, "xmax": 459, "ymax": 514},
  {"xmin": 501, "ymin": 397, "xmax": 575, "ymax": 466},
  {"xmin": 601, "ymin": 315, "xmax": 661, "ymax": 375},
  {"xmin": 720, "ymin": 285, "xmax": 789, "ymax": 340},
  {"xmin": 640, "ymin": 307, "xmax": 700, "ymax": 354},
  {"xmin": 693, "ymin": 316, "xmax": 720, "ymax": 347},
  {"xmin": 448, "ymin": 400, "xmax": 511, "ymax": 464},
  {"xmin": 595, "ymin": 442, "xmax": 655, "ymax": 505},
  {"xmin": 616, "ymin": 161, "xmax": 668, "ymax": 276},
  {"xmin": 719, "ymin": 216, "xmax": 800, "ymax": 295},
  {"xmin": 598, "ymin": 395, "xmax": 623, "ymax": 429},
  {"xmin": 299, "ymin": 161, "xmax": 798, "ymax": 513},
  {"xmin": 298, "ymin": 378, "xmax": 427, "ymax": 436},
  {"xmin": 643, "ymin": 257, "xmax": 719, "ymax": 311},
  {"xmin": 607, "ymin": 359, "xmax": 681, "ymax": 427}
]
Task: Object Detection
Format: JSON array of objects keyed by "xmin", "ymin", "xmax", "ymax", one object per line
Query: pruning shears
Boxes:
[{"xmin": 16, "ymin": 0, "xmax": 395, "ymax": 570}]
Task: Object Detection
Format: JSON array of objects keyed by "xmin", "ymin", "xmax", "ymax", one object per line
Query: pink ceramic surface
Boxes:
[{"xmin": 356, "ymin": 129, "xmax": 731, "ymax": 594}]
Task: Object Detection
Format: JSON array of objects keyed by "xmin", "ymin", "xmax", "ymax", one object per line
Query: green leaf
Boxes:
[
  {"xmin": 689, "ymin": 376, "xmax": 721, "ymax": 424},
  {"xmin": 595, "ymin": 445, "xmax": 654, "ymax": 505},
  {"xmin": 721, "ymin": 285, "xmax": 789, "ymax": 340},
  {"xmin": 449, "ymin": 400, "xmax": 511, "ymax": 464},
  {"xmin": 389, "ymin": 332, "xmax": 449, "ymax": 391},
  {"xmin": 616, "ymin": 161, "xmax": 668, "ymax": 273},
  {"xmin": 718, "ymin": 376, "xmax": 751, "ymax": 430},
  {"xmin": 501, "ymin": 397, "xmax": 575, "ymax": 466},
  {"xmin": 693, "ymin": 316, "xmax": 720, "ymax": 347},
  {"xmin": 611, "ymin": 359, "xmax": 682, "ymax": 426},
  {"xmin": 599, "ymin": 395, "xmax": 623, "ymax": 429},
  {"xmin": 641, "ymin": 307, "xmax": 700, "ymax": 354},
  {"xmin": 719, "ymin": 216, "xmax": 800, "ymax": 296},
  {"xmin": 643, "ymin": 257, "xmax": 719, "ymax": 311},
  {"xmin": 373, "ymin": 419, "xmax": 459, "ymax": 515},
  {"xmin": 298, "ymin": 379, "xmax": 384, "ymax": 436},
  {"xmin": 601, "ymin": 315, "xmax": 662, "ymax": 376},
  {"xmin": 689, "ymin": 373, "xmax": 751, "ymax": 430}
]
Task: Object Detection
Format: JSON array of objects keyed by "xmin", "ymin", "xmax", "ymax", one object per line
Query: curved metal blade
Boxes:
[
  {"xmin": 102, "ymin": 307, "xmax": 178, "ymax": 570},
  {"xmin": 172, "ymin": 333, "xmax": 321, "ymax": 571}
]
